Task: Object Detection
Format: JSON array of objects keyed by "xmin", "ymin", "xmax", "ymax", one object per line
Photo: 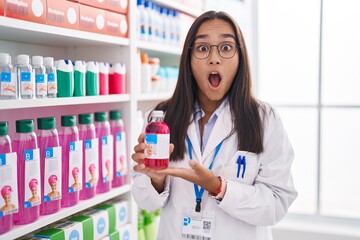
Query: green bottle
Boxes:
[
  {"xmin": 86, "ymin": 61, "xmax": 99, "ymax": 96},
  {"xmin": 56, "ymin": 59, "xmax": 74, "ymax": 97},
  {"xmin": 143, "ymin": 210, "xmax": 157, "ymax": 240},
  {"xmin": 138, "ymin": 213, "xmax": 146, "ymax": 240},
  {"xmin": 73, "ymin": 60, "xmax": 86, "ymax": 97}
]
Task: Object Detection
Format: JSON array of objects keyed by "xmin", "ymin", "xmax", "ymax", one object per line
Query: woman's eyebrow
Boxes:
[{"xmin": 194, "ymin": 33, "xmax": 236, "ymax": 41}]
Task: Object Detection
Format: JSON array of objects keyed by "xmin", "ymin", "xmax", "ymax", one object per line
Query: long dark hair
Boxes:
[{"xmin": 154, "ymin": 11, "xmax": 265, "ymax": 161}]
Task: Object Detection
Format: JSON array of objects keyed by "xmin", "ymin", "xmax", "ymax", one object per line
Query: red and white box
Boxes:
[
  {"xmin": 79, "ymin": 3, "xmax": 106, "ymax": 34},
  {"xmin": 107, "ymin": 0, "xmax": 128, "ymax": 14},
  {"xmin": 79, "ymin": 0, "xmax": 106, "ymax": 10},
  {"xmin": 5, "ymin": 0, "xmax": 47, "ymax": 24},
  {"xmin": 105, "ymin": 10, "xmax": 127, "ymax": 38},
  {"xmin": 0, "ymin": 0, "xmax": 5, "ymax": 16},
  {"xmin": 47, "ymin": 0, "xmax": 79, "ymax": 30}
]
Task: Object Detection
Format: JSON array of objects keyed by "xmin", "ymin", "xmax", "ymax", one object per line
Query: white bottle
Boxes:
[
  {"xmin": 138, "ymin": 0, "xmax": 148, "ymax": 41},
  {"xmin": 0, "ymin": 53, "xmax": 17, "ymax": 99},
  {"xmin": 32, "ymin": 56, "xmax": 47, "ymax": 99},
  {"xmin": 162, "ymin": 8, "xmax": 171, "ymax": 45},
  {"xmin": 141, "ymin": 53, "xmax": 151, "ymax": 93},
  {"xmin": 44, "ymin": 57, "xmax": 57, "ymax": 98},
  {"xmin": 155, "ymin": 6, "xmax": 163, "ymax": 43},
  {"xmin": 16, "ymin": 54, "xmax": 34, "ymax": 99},
  {"xmin": 145, "ymin": 1, "xmax": 155, "ymax": 42},
  {"xmin": 174, "ymin": 11, "xmax": 181, "ymax": 45}
]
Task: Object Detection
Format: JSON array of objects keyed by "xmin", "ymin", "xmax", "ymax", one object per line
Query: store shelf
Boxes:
[
  {"xmin": 137, "ymin": 40, "xmax": 183, "ymax": 56},
  {"xmin": 0, "ymin": 185, "xmax": 131, "ymax": 240},
  {"xmin": 152, "ymin": 0, "xmax": 202, "ymax": 17},
  {"xmin": 137, "ymin": 92, "xmax": 173, "ymax": 101},
  {"xmin": 0, "ymin": 94, "xmax": 130, "ymax": 110},
  {"xmin": 0, "ymin": 17, "xmax": 130, "ymax": 47}
]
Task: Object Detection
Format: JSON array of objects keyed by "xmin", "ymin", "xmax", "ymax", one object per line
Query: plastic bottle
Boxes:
[
  {"xmin": 144, "ymin": 110, "xmax": 170, "ymax": 169},
  {"xmin": 13, "ymin": 119, "xmax": 40, "ymax": 225},
  {"xmin": 137, "ymin": 0, "xmax": 148, "ymax": 41},
  {"xmin": 109, "ymin": 62, "xmax": 126, "ymax": 94},
  {"xmin": 59, "ymin": 115, "xmax": 82, "ymax": 207},
  {"xmin": 161, "ymin": 7, "xmax": 171, "ymax": 44},
  {"xmin": 138, "ymin": 213, "xmax": 146, "ymax": 240},
  {"xmin": 57, "ymin": 59, "xmax": 74, "ymax": 97},
  {"xmin": 99, "ymin": 62, "xmax": 109, "ymax": 95},
  {"xmin": 143, "ymin": 210, "xmax": 157, "ymax": 240},
  {"xmin": 43, "ymin": 57, "xmax": 57, "ymax": 98},
  {"xmin": 109, "ymin": 110, "xmax": 127, "ymax": 187},
  {"xmin": 86, "ymin": 61, "xmax": 99, "ymax": 96},
  {"xmin": 145, "ymin": 1, "xmax": 155, "ymax": 42},
  {"xmin": 141, "ymin": 53, "xmax": 152, "ymax": 93},
  {"xmin": 32, "ymin": 56, "xmax": 48, "ymax": 99},
  {"xmin": 73, "ymin": 60, "xmax": 86, "ymax": 97},
  {"xmin": 94, "ymin": 112, "xmax": 113, "ymax": 194},
  {"xmin": 16, "ymin": 54, "xmax": 34, "ymax": 99},
  {"xmin": 37, "ymin": 117, "xmax": 61, "ymax": 215},
  {"xmin": 78, "ymin": 113, "xmax": 99, "ymax": 200},
  {"xmin": 0, "ymin": 122, "xmax": 17, "ymax": 234},
  {"xmin": 174, "ymin": 11, "xmax": 181, "ymax": 45},
  {"xmin": 0, "ymin": 53, "xmax": 17, "ymax": 99},
  {"xmin": 155, "ymin": 5, "xmax": 163, "ymax": 43}
]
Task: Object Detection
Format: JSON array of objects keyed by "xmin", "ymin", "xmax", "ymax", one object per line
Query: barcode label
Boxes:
[
  {"xmin": 182, "ymin": 234, "xmax": 211, "ymax": 240},
  {"xmin": 203, "ymin": 220, "xmax": 211, "ymax": 230},
  {"xmin": 48, "ymin": 13, "xmax": 65, "ymax": 23},
  {"xmin": 7, "ymin": 2, "xmax": 29, "ymax": 16},
  {"xmin": 0, "ymin": 165, "xmax": 12, "ymax": 182}
]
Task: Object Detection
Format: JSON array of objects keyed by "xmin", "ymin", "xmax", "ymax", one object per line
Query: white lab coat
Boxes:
[{"xmin": 132, "ymin": 102, "xmax": 297, "ymax": 240}]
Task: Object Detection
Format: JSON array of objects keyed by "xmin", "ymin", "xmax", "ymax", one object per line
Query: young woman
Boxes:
[{"xmin": 132, "ymin": 11, "xmax": 297, "ymax": 240}]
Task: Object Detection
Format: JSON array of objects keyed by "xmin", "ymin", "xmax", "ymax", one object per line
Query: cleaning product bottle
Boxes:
[
  {"xmin": 32, "ymin": 56, "xmax": 47, "ymax": 99},
  {"xmin": 73, "ymin": 60, "xmax": 86, "ymax": 97},
  {"xmin": 37, "ymin": 117, "xmax": 61, "ymax": 215},
  {"xmin": 13, "ymin": 119, "xmax": 40, "ymax": 225},
  {"xmin": 109, "ymin": 62, "xmax": 126, "ymax": 94},
  {"xmin": 94, "ymin": 112, "xmax": 113, "ymax": 194},
  {"xmin": 0, "ymin": 53, "xmax": 17, "ymax": 99},
  {"xmin": 99, "ymin": 62, "xmax": 109, "ymax": 95},
  {"xmin": 144, "ymin": 110, "xmax": 170, "ymax": 169},
  {"xmin": 138, "ymin": 212, "xmax": 146, "ymax": 240},
  {"xmin": 110, "ymin": 110, "xmax": 128, "ymax": 187},
  {"xmin": 0, "ymin": 122, "xmax": 18, "ymax": 234},
  {"xmin": 143, "ymin": 210, "xmax": 157, "ymax": 240},
  {"xmin": 57, "ymin": 59, "xmax": 74, "ymax": 97},
  {"xmin": 141, "ymin": 53, "xmax": 151, "ymax": 93},
  {"xmin": 59, "ymin": 115, "xmax": 82, "ymax": 207},
  {"xmin": 86, "ymin": 61, "xmax": 99, "ymax": 96},
  {"xmin": 78, "ymin": 113, "xmax": 99, "ymax": 200},
  {"xmin": 43, "ymin": 57, "xmax": 57, "ymax": 98},
  {"xmin": 16, "ymin": 54, "xmax": 34, "ymax": 99}
]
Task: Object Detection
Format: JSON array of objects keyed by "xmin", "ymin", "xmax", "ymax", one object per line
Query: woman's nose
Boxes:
[{"xmin": 208, "ymin": 47, "xmax": 221, "ymax": 64}]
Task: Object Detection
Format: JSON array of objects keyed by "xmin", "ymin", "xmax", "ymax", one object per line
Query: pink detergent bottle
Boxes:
[
  {"xmin": 78, "ymin": 113, "xmax": 99, "ymax": 200},
  {"xmin": 59, "ymin": 115, "xmax": 82, "ymax": 207},
  {"xmin": 13, "ymin": 119, "xmax": 40, "ymax": 225},
  {"xmin": 144, "ymin": 110, "xmax": 170, "ymax": 170},
  {"xmin": 94, "ymin": 112, "xmax": 113, "ymax": 194},
  {"xmin": 0, "ymin": 122, "xmax": 17, "ymax": 234},
  {"xmin": 109, "ymin": 62, "xmax": 126, "ymax": 94},
  {"xmin": 99, "ymin": 62, "xmax": 109, "ymax": 95},
  {"xmin": 109, "ymin": 110, "xmax": 128, "ymax": 187},
  {"xmin": 37, "ymin": 117, "xmax": 61, "ymax": 215}
]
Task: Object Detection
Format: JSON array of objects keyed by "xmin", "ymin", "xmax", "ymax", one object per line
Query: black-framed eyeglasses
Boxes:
[{"xmin": 189, "ymin": 41, "xmax": 239, "ymax": 59}]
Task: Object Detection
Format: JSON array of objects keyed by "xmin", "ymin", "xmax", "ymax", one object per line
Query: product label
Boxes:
[
  {"xmin": 84, "ymin": 138, "xmax": 99, "ymax": 188},
  {"xmin": 115, "ymin": 132, "xmax": 127, "ymax": 177},
  {"xmin": 47, "ymin": 73, "xmax": 58, "ymax": 94},
  {"xmin": 101, "ymin": 135, "xmax": 113, "ymax": 183},
  {"xmin": 20, "ymin": 71, "xmax": 34, "ymax": 96},
  {"xmin": 24, "ymin": 149, "xmax": 41, "ymax": 208},
  {"xmin": 35, "ymin": 73, "xmax": 47, "ymax": 96},
  {"xmin": 54, "ymin": 221, "xmax": 83, "ymax": 240},
  {"xmin": 85, "ymin": 209, "xmax": 109, "ymax": 240},
  {"xmin": 0, "ymin": 152, "xmax": 19, "ymax": 217},
  {"xmin": 43, "ymin": 147, "xmax": 62, "ymax": 202},
  {"xmin": 68, "ymin": 141, "xmax": 83, "ymax": 192},
  {"xmin": 145, "ymin": 133, "xmax": 170, "ymax": 159},
  {"xmin": 0, "ymin": 71, "xmax": 17, "ymax": 96}
]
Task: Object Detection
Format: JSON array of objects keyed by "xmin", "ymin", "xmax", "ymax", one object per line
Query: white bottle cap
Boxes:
[
  {"xmin": 0, "ymin": 53, "xmax": 10, "ymax": 64},
  {"xmin": 57, "ymin": 59, "xmax": 73, "ymax": 72},
  {"xmin": 17, "ymin": 54, "xmax": 30, "ymax": 65},
  {"xmin": 74, "ymin": 60, "xmax": 86, "ymax": 73},
  {"xmin": 43, "ymin": 57, "xmax": 54, "ymax": 67},
  {"xmin": 86, "ymin": 61, "xmax": 99, "ymax": 73},
  {"xmin": 114, "ymin": 62, "xmax": 126, "ymax": 74},
  {"xmin": 32, "ymin": 56, "xmax": 43, "ymax": 66},
  {"xmin": 99, "ymin": 62, "xmax": 109, "ymax": 74},
  {"xmin": 152, "ymin": 110, "xmax": 164, "ymax": 118}
]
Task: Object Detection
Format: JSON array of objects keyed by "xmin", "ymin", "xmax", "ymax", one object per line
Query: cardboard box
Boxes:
[
  {"xmin": 5, "ymin": 0, "xmax": 47, "ymax": 24},
  {"xmin": 107, "ymin": 0, "xmax": 128, "ymax": 14},
  {"xmin": 81, "ymin": 209, "xmax": 111, "ymax": 239},
  {"xmin": 68, "ymin": 215, "xmax": 94, "ymax": 240},
  {"xmin": 79, "ymin": 0, "xmax": 106, "ymax": 10},
  {"xmin": 35, "ymin": 221, "xmax": 83, "ymax": 240},
  {"xmin": 79, "ymin": 3, "xmax": 106, "ymax": 34},
  {"xmin": 0, "ymin": 0, "xmax": 4, "ymax": 16},
  {"xmin": 47, "ymin": 0, "xmax": 79, "ymax": 30},
  {"xmin": 105, "ymin": 10, "xmax": 127, "ymax": 38},
  {"xmin": 117, "ymin": 223, "xmax": 132, "ymax": 240}
]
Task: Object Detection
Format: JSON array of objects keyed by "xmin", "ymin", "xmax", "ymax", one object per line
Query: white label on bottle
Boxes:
[
  {"xmin": 20, "ymin": 72, "xmax": 35, "ymax": 96},
  {"xmin": 0, "ymin": 72, "xmax": 17, "ymax": 96},
  {"xmin": 44, "ymin": 147, "xmax": 62, "ymax": 202},
  {"xmin": 36, "ymin": 73, "xmax": 47, "ymax": 96},
  {"xmin": 47, "ymin": 72, "xmax": 57, "ymax": 94},
  {"xmin": 101, "ymin": 135, "xmax": 113, "ymax": 183},
  {"xmin": 84, "ymin": 138, "xmax": 99, "ymax": 188},
  {"xmin": 0, "ymin": 152, "xmax": 19, "ymax": 217},
  {"xmin": 24, "ymin": 148, "xmax": 41, "ymax": 208},
  {"xmin": 145, "ymin": 133, "xmax": 170, "ymax": 159},
  {"xmin": 68, "ymin": 141, "xmax": 83, "ymax": 192},
  {"xmin": 115, "ymin": 132, "xmax": 127, "ymax": 177}
]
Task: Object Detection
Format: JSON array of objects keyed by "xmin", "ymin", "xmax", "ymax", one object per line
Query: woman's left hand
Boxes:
[{"xmin": 156, "ymin": 160, "xmax": 221, "ymax": 194}]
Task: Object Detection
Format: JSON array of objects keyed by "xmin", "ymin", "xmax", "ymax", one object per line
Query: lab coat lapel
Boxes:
[
  {"xmin": 187, "ymin": 116, "xmax": 202, "ymax": 163},
  {"xmin": 202, "ymin": 104, "xmax": 233, "ymax": 161}
]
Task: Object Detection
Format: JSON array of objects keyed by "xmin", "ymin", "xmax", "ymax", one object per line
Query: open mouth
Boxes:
[{"xmin": 208, "ymin": 71, "xmax": 221, "ymax": 87}]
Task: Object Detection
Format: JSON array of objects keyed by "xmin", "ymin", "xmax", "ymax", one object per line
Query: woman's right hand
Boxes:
[{"xmin": 132, "ymin": 133, "xmax": 174, "ymax": 192}]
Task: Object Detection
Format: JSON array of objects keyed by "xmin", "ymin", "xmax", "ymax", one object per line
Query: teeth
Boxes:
[{"xmin": 210, "ymin": 72, "xmax": 218, "ymax": 75}]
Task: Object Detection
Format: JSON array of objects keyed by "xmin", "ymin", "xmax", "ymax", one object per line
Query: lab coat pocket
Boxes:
[{"xmin": 221, "ymin": 151, "xmax": 260, "ymax": 185}]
